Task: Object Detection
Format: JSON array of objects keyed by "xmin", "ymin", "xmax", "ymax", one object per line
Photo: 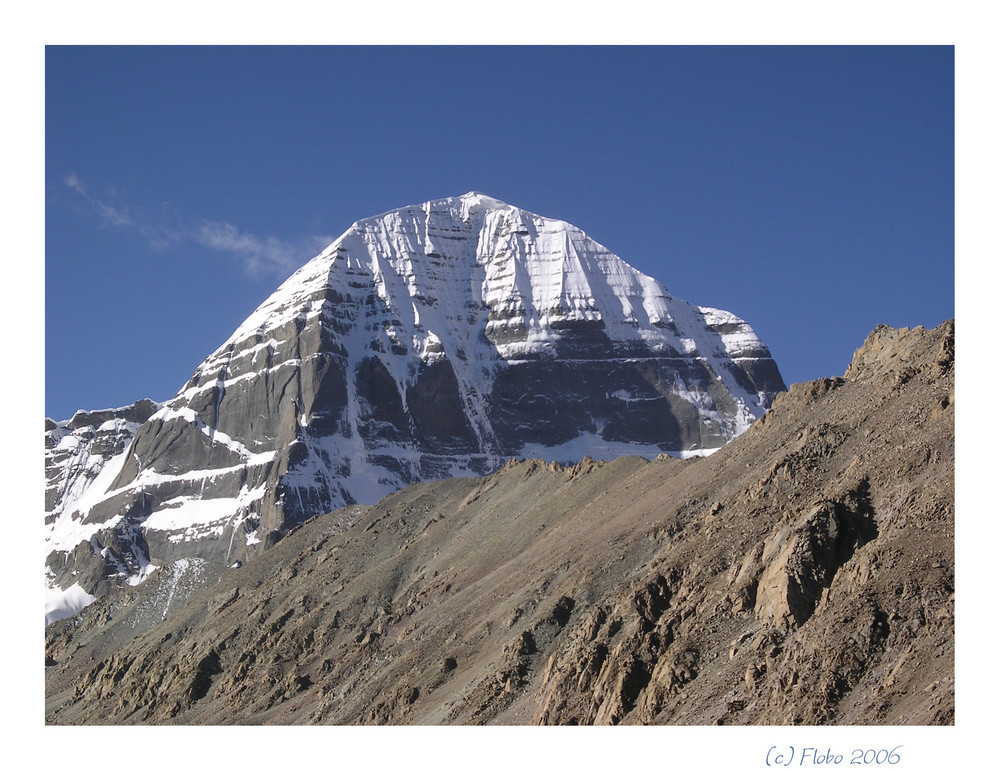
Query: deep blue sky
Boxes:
[{"xmin": 45, "ymin": 45, "xmax": 954, "ymax": 420}]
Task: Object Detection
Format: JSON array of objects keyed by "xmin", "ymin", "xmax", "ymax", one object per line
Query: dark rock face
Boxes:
[{"xmin": 44, "ymin": 193, "xmax": 785, "ymax": 615}]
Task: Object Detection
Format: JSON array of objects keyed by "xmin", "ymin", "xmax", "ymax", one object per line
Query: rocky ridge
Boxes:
[{"xmin": 45, "ymin": 320, "xmax": 953, "ymax": 725}]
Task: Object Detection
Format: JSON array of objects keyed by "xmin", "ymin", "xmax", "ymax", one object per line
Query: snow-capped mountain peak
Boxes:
[{"xmin": 44, "ymin": 193, "xmax": 785, "ymax": 621}]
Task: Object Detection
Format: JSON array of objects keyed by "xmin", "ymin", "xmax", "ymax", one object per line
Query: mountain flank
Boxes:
[{"xmin": 45, "ymin": 319, "xmax": 954, "ymax": 725}]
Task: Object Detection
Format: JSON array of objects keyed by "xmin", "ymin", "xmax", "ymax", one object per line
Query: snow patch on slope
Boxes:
[{"xmin": 45, "ymin": 580, "xmax": 96, "ymax": 625}]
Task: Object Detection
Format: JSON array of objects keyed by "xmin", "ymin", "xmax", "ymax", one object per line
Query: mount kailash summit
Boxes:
[{"xmin": 45, "ymin": 192, "xmax": 785, "ymax": 623}]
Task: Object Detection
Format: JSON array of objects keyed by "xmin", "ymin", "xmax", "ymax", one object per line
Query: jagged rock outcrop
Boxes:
[
  {"xmin": 44, "ymin": 399, "xmax": 160, "ymax": 623},
  {"xmin": 45, "ymin": 321, "xmax": 953, "ymax": 726},
  {"xmin": 44, "ymin": 193, "xmax": 784, "ymax": 613},
  {"xmin": 45, "ymin": 399, "xmax": 159, "ymax": 518}
]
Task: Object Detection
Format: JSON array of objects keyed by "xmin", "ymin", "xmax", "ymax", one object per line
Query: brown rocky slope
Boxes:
[{"xmin": 44, "ymin": 321, "xmax": 954, "ymax": 725}]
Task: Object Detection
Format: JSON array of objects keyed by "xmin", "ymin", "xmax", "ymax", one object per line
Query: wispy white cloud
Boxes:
[
  {"xmin": 63, "ymin": 174, "xmax": 332, "ymax": 279},
  {"xmin": 193, "ymin": 221, "xmax": 309, "ymax": 278},
  {"xmin": 64, "ymin": 174, "xmax": 135, "ymax": 228}
]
